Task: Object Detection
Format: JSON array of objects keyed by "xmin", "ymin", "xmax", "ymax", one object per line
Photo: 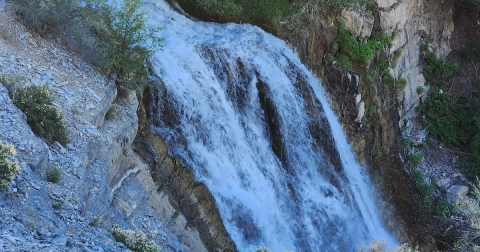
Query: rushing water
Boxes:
[{"xmin": 143, "ymin": 1, "xmax": 396, "ymax": 251}]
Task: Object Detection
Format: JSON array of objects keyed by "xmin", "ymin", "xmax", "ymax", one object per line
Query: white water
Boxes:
[{"xmin": 143, "ymin": 1, "xmax": 396, "ymax": 251}]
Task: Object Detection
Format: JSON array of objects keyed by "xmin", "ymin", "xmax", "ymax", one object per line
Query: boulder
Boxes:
[
  {"xmin": 339, "ymin": 10, "xmax": 374, "ymax": 40},
  {"xmin": 355, "ymin": 101, "xmax": 365, "ymax": 123},
  {"xmin": 447, "ymin": 185, "xmax": 469, "ymax": 204}
]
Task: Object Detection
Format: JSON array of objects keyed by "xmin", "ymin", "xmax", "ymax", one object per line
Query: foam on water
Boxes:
[{"xmin": 143, "ymin": 1, "xmax": 396, "ymax": 251}]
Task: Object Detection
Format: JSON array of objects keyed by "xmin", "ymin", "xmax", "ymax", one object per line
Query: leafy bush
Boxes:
[
  {"xmin": 11, "ymin": 0, "xmax": 80, "ymax": 36},
  {"xmin": 11, "ymin": 85, "xmax": 68, "ymax": 145},
  {"xmin": 416, "ymin": 86, "xmax": 425, "ymax": 95},
  {"xmin": 46, "ymin": 167, "xmax": 62, "ymax": 184},
  {"xmin": 87, "ymin": 0, "xmax": 163, "ymax": 81},
  {"xmin": 408, "ymin": 153, "xmax": 424, "ymax": 166},
  {"xmin": 52, "ymin": 203, "xmax": 62, "ymax": 210},
  {"xmin": 0, "ymin": 141, "xmax": 20, "ymax": 191},
  {"xmin": 337, "ymin": 23, "xmax": 374, "ymax": 63},
  {"xmin": 337, "ymin": 53, "xmax": 353, "ymax": 70},
  {"xmin": 411, "ymin": 168, "xmax": 436, "ymax": 207},
  {"xmin": 180, "ymin": 0, "xmax": 372, "ymax": 25},
  {"xmin": 109, "ymin": 225, "xmax": 161, "ymax": 252},
  {"xmin": 421, "ymin": 46, "xmax": 459, "ymax": 87},
  {"xmin": 395, "ymin": 78, "xmax": 407, "ymax": 91}
]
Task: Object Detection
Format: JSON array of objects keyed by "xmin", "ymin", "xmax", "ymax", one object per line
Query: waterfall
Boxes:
[{"xmin": 143, "ymin": 1, "xmax": 396, "ymax": 251}]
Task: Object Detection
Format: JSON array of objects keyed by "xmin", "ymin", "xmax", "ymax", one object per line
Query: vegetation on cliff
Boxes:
[
  {"xmin": 11, "ymin": 0, "xmax": 163, "ymax": 89},
  {"xmin": 177, "ymin": 0, "xmax": 372, "ymax": 27},
  {"xmin": 0, "ymin": 141, "xmax": 19, "ymax": 191}
]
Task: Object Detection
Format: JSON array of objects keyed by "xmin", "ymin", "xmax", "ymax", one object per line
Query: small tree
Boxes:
[
  {"xmin": 0, "ymin": 141, "xmax": 20, "ymax": 191},
  {"xmin": 88, "ymin": 0, "xmax": 163, "ymax": 82}
]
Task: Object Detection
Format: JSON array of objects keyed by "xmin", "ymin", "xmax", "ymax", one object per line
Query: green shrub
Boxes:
[
  {"xmin": 411, "ymin": 168, "xmax": 436, "ymax": 207},
  {"xmin": 0, "ymin": 141, "xmax": 20, "ymax": 191},
  {"xmin": 87, "ymin": 0, "xmax": 163, "ymax": 82},
  {"xmin": 408, "ymin": 153, "xmax": 424, "ymax": 166},
  {"xmin": 109, "ymin": 225, "xmax": 161, "ymax": 252},
  {"xmin": 337, "ymin": 23, "xmax": 374, "ymax": 63},
  {"xmin": 337, "ymin": 53, "xmax": 353, "ymax": 70},
  {"xmin": 46, "ymin": 167, "xmax": 62, "ymax": 184},
  {"xmin": 11, "ymin": 0, "xmax": 80, "ymax": 36},
  {"xmin": 52, "ymin": 203, "xmax": 63, "ymax": 210},
  {"xmin": 368, "ymin": 104, "xmax": 376, "ymax": 116},
  {"xmin": 11, "ymin": 85, "xmax": 68, "ymax": 145},
  {"xmin": 399, "ymin": 138, "xmax": 414, "ymax": 148},
  {"xmin": 395, "ymin": 77, "xmax": 407, "ymax": 91},
  {"xmin": 416, "ymin": 86, "xmax": 425, "ymax": 95},
  {"xmin": 421, "ymin": 47, "xmax": 459, "ymax": 87}
]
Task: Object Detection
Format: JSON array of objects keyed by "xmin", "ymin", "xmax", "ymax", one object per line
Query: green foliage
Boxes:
[
  {"xmin": 367, "ymin": 32, "xmax": 394, "ymax": 50},
  {"xmin": 408, "ymin": 153, "xmax": 424, "ymax": 166},
  {"xmin": 395, "ymin": 77, "xmax": 407, "ymax": 91},
  {"xmin": 416, "ymin": 86, "xmax": 425, "ymax": 95},
  {"xmin": 417, "ymin": 91, "xmax": 457, "ymax": 145},
  {"xmin": 376, "ymin": 58, "xmax": 394, "ymax": 85},
  {"xmin": 336, "ymin": 23, "xmax": 374, "ymax": 63},
  {"xmin": 181, "ymin": 0, "xmax": 372, "ymax": 25},
  {"xmin": 411, "ymin": 168, "xmax": 436, "ymax": 207},
  {"xmin": 171, "ymin": 210, "xmax": 180, "ymax": 219},
  {"xmin": 46, "ymin": 167, "xmax": 62, "ymax": 184},
  {"xmin": 52, "ymin": 203, "xmax": 63, "ymax": 210},
  {"xmin": 421, "ymin": 47, "xmax": 459, "ymax": 87},
  {"xmin": 198, "ymin": 0, "xmax": 294, "ymax": 22},
  {"xmin": 457, "ymin": 41, "xmax": 480, "ymax": 62},
  {"xmin": 87, "ymin": 0, "xmax": 163, "ymax": 81},
  {"xmin": 0, "ymin": 141, "xmax": 20, "ymax": 191},
  {"xmin": 435, "ymin": 198, "xmax": 454, "ymax": 216},
  {"xmin": 337, "ymin": 53, "xmax": 353, "ymax": 71},
  {"xmin": 368, "ymin": 104, "xmax": 376, "ymax": 116},
  {"xmin": 109, "ymin": 225, "xmax": 161, "ymax": 252},
  {"xmin": 11, "ymin": 0, "xmax": 80, "ymax": 36},
  {"xmin": 418, "ymin": 89, "xmax": 480, "ymax": 179},
  {"xmin": 11, "ymin": 85, "xmax": 68, "ymax": 145},
  {"xmin": 399, "ymin": 138, "xmax": 414, "ymax": 148}
]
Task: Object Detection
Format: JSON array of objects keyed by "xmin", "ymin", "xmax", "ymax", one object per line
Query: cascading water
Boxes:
[{"xmin": 143, "ymin": 1, "xmax": 396, "ymax": 251}]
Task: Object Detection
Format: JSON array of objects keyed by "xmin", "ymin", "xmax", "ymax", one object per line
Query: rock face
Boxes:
[
  {"xmin": 340, "ymin": 9, "xmax": 374, "ymax": 40},
  {"xmin": 134, "ymin": 89, "xmax": 238, "ymax": 252},
  {"xmin": 0, "ymin": 6, "xmax": 206, "ymax": 252},
  {"xmin": 380, "ymin": 0, "xmax": 455, "ymax": 125}
]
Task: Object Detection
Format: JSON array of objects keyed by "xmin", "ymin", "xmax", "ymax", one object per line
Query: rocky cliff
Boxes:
[{"xmin": 0, "ymin": 5, "xmax": 207, "ymax": 252}]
